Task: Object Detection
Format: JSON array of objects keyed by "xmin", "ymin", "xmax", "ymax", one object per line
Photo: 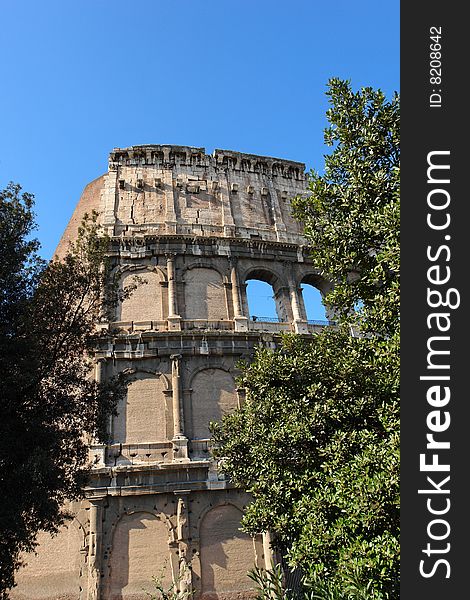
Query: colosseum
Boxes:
[{"xmin": 12, "ymin": 145, "xmax": 332, "ymax": 600}]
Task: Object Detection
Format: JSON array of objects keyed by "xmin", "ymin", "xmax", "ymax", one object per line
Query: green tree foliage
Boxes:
[
  {"xmin": 213, "ymin": 333, "xmax": 399, "ymax": 598},
  {"xmin": 250, "ymin": 563, "xmax": 392, "ymax": 600},
  {"xmin": 0, "ymin": 184, "xmax": 126, "ymax": 597},
  {"xmin": 211, "ymin": 80, "xmax": 399, "ymax": 599}
]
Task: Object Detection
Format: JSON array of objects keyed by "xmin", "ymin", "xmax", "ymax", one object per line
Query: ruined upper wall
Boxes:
[
  {"xmin": 55, "ymin": 174, "xmax": 106, "ymax": 259},
  {"xmin": 56, "ymin": 145, "xmax": 309, "ymax": 255}
]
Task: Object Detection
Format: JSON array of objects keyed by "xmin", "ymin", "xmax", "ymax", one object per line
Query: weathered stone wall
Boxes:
[
  {"xmin": 56, "ymin": 145, "xmax": 308, "ymax": 250},
  {"xmin": 13, "ymin": 146, "xmax": 331, "ymax": 600},
  {"xmin": 119, "ymin": 269, "xmax": 165, "ymax": 322},
  {"xmin": 184, "ymin": 267, "xmax": 228, "ymax": 321},
  {"xmin": 199, "ymin": 504, "xmax": 262, "ymax": 599},
  {"xmin": 108, "ymin": 512, "xmax": 171, "ymax": 599},
  {"xmin": 190, "ymin": 369, "xmax": 238, "ymax": 440},
  {"xmin": 112, "ymin": 373, "xmax": 170, "ymax": 445},
  {"xmin": 55, "ymin": 175, "xmax": 105, "ymax": 259},
  {"xmin": 12, "ymin": 502, "xmax": 86, "ymax": 600}
]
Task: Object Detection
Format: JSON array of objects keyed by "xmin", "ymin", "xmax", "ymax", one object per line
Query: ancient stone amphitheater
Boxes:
[{"xmin": 12, "ymin": 145, "xmax": 332, "ymax": 600}]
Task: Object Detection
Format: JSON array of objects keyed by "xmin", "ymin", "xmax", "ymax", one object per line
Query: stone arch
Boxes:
[
  {"xmin": 199, "ymin": 503, "xmax": 262, "ymax": 598},
  {"xmin": 182, "ymin": 260, "xmax": 228, "ymax": 281},
  {"xmin": 12, "ymin": 519, "xmax": 84, "ymax": 600},
  {"xmin": 190, "ymin": 368, "xmax": 238, "ymax": 439},
  {"xmin": 242, "ymin": 267, "xmax": 288, "ymax": 322},
  {"xmin": 195, "ymin": 499, "xmax": 246, "ymax": 530},
  {"xmin": 121, "ymin": 367, "xmax": 171, "ymax": 391},
  {"xmin": 106, "ymin": 506, "xmax": 177, "ymax": 551},
  {"xmin": 113, "ymin": 371, "xmax": 170, "ymax": 444},
  {"xmin": 299, "ymin": 271, "xmax": 330, "ymax": 295},
  {"xmin": 188, "ymin": 358, "xmax": 235, "ymax": 382},
  {"xmin": 299, "ymin": 272, "xmax": 333, "ymax": 322},
  {"xmin": 109, "ymin": 511, "xmax": 173, "ymax": 599},
  {"xmin": 184, "ymin": 266, "xmax": 228, "ymax": 320},
  {"xmin": 118, "ymin": 266, "xmax": 166, "ymax": 322},
  {"xmin": 242, "ymin": 266, "xmax": 283, "ymax": 288}
]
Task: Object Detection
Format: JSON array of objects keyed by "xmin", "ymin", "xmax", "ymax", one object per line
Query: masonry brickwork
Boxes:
[{"xmin": 12, "ymin": 145, "xmax": 332, "ymax": 600}]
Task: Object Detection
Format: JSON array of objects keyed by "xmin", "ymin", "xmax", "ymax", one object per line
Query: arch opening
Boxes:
[
  {"xmin": 245, "ymin": 280, "xmax": 278, "ymax": 322},
  {"xmin": 244, "ymin": 269, "xmax": 287, "ymax": 323},
  {"xmin": 300, "ymin": 283, "xmax": 328, "ymax": 323}
]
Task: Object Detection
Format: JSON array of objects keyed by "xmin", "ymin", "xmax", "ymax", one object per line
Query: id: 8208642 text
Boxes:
[{"xmin": 429, "ymin": 26, "xmax": 443, "ymax": 109}]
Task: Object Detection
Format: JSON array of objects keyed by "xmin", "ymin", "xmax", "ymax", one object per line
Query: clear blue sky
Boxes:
[{"xmin": 0, "ymin": 0, "xmax": 399, "ymax": 319}]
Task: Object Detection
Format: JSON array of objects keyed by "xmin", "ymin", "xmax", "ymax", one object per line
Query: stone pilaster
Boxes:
[
  {"xmin": 101, "ymin": 166, "xmax": 118, "ymax": 235},
  {"xmin": 266, "ymin": 176, "xmax": 287, "ymax": 242},
  {"xmin": 219, "ymin": 173, "xmax": 236, "ymax": 236},
  {"xmin": 287, "ymin": 269, "xmax": 308, "ymax": 334},
  {"xmin": 171, "ymin": 354, "xmax": 188, "ymax": 461},
  {"xmin": 230, "ymin": 259, "xmax": 248, "ymax": 332},
  {"xmin": 166, "ymin": 254, "xmax": 182, "ymax": 330},
  {"xmin": 87, "ymin": 500, "xmax": 103, "ymax": 600},
  {"xmin": 163, "ymin": 159, "xmax": 177, "ymax": 233},
  {"xmin": 175, "ymin": 493, "xmax": 193, "ymax": 594},
  {"xmin": 91, "ymin": 360, "xmax": 106, "ymax": 465}
]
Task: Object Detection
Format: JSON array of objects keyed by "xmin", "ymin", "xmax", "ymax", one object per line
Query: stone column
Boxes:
[
  {"xmin": 92, "ymin": 360, "xmax": 106, "ymax": 466},
  {"xmin": 87, "ymin": 500, "xmax": 103, "ymax": 600},
  {"xmin": 166, "ymin": 254, "xmax": 181, "ymax": 330},
  {"xmin": 290, "ymin": 284, "xmax": 302, "ymax": 322},
  {"xmin": 167, "ymin": 254, "xmax": 177, "ymax": 316},
  {"xmin": 240, "ymin": 282, "xmax": 249, "ymax": 318},
  {"xmin": 171, "ymin": 355, "xmax": 188, "ymax": 460},
  {"xmin": 273, "ymin": 286, "xmax": 291, "ymax": 322},
  {"xmin": 287, "ymin": 270, "xmax": 308, "ymax": 334},
  {"xmin": 230, "ymin": 260, "xmax": 248, "ymax": 332},
  {"xmin": 171, "ymin": 354, "xmax": 183, "ymax": 436},
  {"xmin": 230, "ymin": 262, "xmax": 242, "ymax": 316}
]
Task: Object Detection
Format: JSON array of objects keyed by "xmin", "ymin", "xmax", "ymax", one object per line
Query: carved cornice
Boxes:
[{"xmin": 109, "ymin": 144, "xmax": 306, "ymax": 181}]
